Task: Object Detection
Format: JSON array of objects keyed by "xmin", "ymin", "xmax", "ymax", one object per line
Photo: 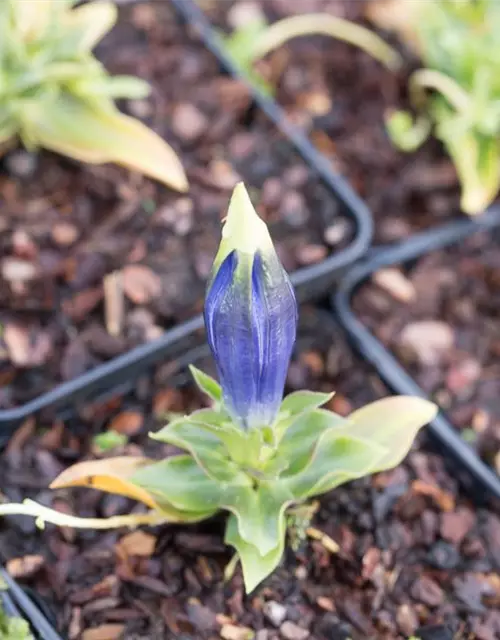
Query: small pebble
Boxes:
[
  {"xmin": 52, "ymin": 222, "xmax": 80, "ymax": 247},
  {"xmin": 5, "ymin": 150, "xmax": 37, "ymax": 177},
  {"xmin": 296, "ymin": 244, "xmax": 327, "ymax": 265},
  {"xmin": 263, "ymin": 601, "xmax": 287, "ymax": 627},
  {"xmin": 280, "ymin": 621, "xmax": 309, "ymax": 640},
  {"xmin": 172, "ymin": 103, "xmax": 209, "ymax": 142}
]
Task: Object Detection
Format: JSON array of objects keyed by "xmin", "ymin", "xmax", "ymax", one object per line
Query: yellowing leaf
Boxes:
[
  {"xmin": 25, "ymin": 95, "xmax": 188, "ymax": 192},
  {"xmin": 346, "ymin": 396, "xmax": 437, "ymax": 472},
  {"xmin": 62, "ymin": 1, "xmax": 117, "ymax": 53},
  {"xmin": 49, "ymin": 456, "xmax": 160, "ymax": 509}
]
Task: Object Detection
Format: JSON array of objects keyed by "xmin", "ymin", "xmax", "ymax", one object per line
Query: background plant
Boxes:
[
  {"xmin": 0, "ymin": 0, "xmax": 187, "ymax": 191},
  {"xmin": 0, "ymin": 184, "xmax": 437, "ymax": 593},
  {"xmin": 369, "ymin": 0, "xmax": 500, "ymax": 215}
]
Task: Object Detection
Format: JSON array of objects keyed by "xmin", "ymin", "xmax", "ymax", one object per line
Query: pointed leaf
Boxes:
[
  {"xmin": 24, "ymin": 95, "xmax": 188, "ymax": 192},
  {"xmin": 344, "ymin": 396, "xmax": 438, "ymax": 472},
  {"xmin": 50, "ymin": 456, "xmax": 160, "ymax": 509},
  {"xmin": 285, "ymin": 432, "xmax": 387, "ymax": 500},
  {"xmin": 150, "ymin": 418, "xmax": 247, "ymax": 483},
  {"xmin": 276, "ymin": 408, "xmax": 346, "ymax": 477},
  {"xmin": 225, "ymin": 512, "xmax": 286, "ymax": 593},
  {"xmin": 189, "ymin": 366, "xmax": 222, "ymax": 404},
  {"xmin": 131, "ymin": 454, "xmax": 233, "ymax": 514},
  {"xmin": 152, "ymin": 409, "xmax": 248, "ymax": 465},
  {"xmin": 69, "ymin": 75, "xmax": 151, "ymax": 100},
  {"xmin": 62, "ymin": 1, "xmax": 117, "ymax": 53},
  {"xmin": 279, "ymin": 390, "xmax": 334, "ymax": 416}
]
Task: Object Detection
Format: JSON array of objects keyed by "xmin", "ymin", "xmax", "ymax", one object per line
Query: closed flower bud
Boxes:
[{"xmin": 204, "ymin": 183, "xmax": 298, "ymax": 430}]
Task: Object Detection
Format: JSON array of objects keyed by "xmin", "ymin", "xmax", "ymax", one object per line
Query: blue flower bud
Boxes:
[{"xmin": 204, "ymin": 183, "xmax": 298, "ymax": 430}]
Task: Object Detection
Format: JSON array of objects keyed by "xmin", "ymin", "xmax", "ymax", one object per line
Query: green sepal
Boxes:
[
  {"xmin": 189, "ymin": 365, "xmax": 222, "ymax": 404},
  {"xmin": 279, "ymin": 389, "xmax": 334, "ymax": 417}
]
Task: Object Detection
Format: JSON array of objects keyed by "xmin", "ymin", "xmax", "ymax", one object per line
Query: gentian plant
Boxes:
[
  {"xmin": 0, "ymin": 0, "xmax": 187, "ymax": 191},
  {"xmin": 219, "ymin": 11, "xmax": 401, "ymax": 97},
  {"xmin": 0, "ymin": 184, "xmax": 437, "ymax": 592},
  {"xmin": 368, "ymin": 0, "xmax": 500, "ymax": 215}
]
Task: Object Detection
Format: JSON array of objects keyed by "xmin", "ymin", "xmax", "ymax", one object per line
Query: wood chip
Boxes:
[
  {"xmin": 116, "ymin": 531, "xmax": 156, "ymax": 558},
  {"xmin": 220, "ymin": 624, "xmax": 255, "ymax": 640},
  {"xmin": 82, "ymin": 624, "xmax": 125, "ymax": 640},
  {"xmin": 104, "ymin": 271, "xmax": 124, "ymax": 337},
  {"xmin": 373, "ymin": 268, "xmax": 416, "ymax": 303},
  {"xmin": 411, "ymin": 479, "xmax": 455, "ymax": 512},
  {"xmin": 122, "ymin": 264, "xmax": 161, "ymax": 304},
  {"xmin": 7, "ymin": 554, "xmax": 45, "ymax": 578},
  {"xmin": 109, "ymin": 410, "xmax": 144, "ymax": 436}
]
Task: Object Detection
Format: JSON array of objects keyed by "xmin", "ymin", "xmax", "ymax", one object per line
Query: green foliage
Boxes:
[
  {"xmin": 381, "ymin": 0, "xmax": 500, "ymax": 214},
  {"xmin": 92, "ymin": 430, "xmax": 128, "ymax": 452},
  {"xmin": 0, "ymin": 366, "xmax": 436, "ymax": 594},
  {"xmin": 0, "ymin": 579, "xmax": 33, "ymax": 640},
  {"xmin": 0, "ymin": 0, "xmax": 187, "ymax": 190}
]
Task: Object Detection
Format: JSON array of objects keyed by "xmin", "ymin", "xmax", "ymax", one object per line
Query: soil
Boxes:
[
  {"xmin": 209, "ymin": 0, "xmax": 465, "ymax": 241},
  {"xmin": 353, "ymin": 227, "xmax": 500, "ymax": 472},
  {"xmin": 0, "ymin": 0, "xmax": 353, "ymax": 407},
  {"xmin": 1, "ymin": 1, "xmax": 500, "ymax": 639},
  {"xmin": 1, "ymin": 308, "xmax": 499, "ymax": 640}
]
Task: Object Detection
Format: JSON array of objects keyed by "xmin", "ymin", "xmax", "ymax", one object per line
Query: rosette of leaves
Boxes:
[
  {"xmin": 0, "ymin": 0, "xmax": 187, "ymax": 191},
  {"xmin": 369, "ymin": 0, "xmax": 500, "ymax": 215}
]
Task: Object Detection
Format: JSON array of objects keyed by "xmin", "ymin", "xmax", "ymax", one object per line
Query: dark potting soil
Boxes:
[
  {"xmin": 0, "ymin": 0, "xmax": 353, "ymax": 407},
  {"xmin": 209, "ymin": 0, "xmax": 466, "ymax": 241},
  {"xmin": 353, "ymin": 228, "xmax": 500, "ymax": 474},
  {"xmin": 0, "ymin": 308, "xmax": 499, "ymax": 640}
]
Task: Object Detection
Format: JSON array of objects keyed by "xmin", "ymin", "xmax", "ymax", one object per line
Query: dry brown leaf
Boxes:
[
  {"xmin": 122, "ymin": 264, "xmax": 161, "ymax": 304},
  {"xmin": 50, "ymin": 456, "xmax": 159, "ymax": 509}
]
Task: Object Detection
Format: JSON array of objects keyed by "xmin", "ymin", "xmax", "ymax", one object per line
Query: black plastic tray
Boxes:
[
  {"xmin": 333, "ymin": 206, "xmax": 500, "ymax": 500},
  {"xmin": 0, "ymin": 569, "xmax": 62, "ymax": 640},
  {"xmin": 0, "ymin": 0, "xmax": 374, "ymax": 439}
]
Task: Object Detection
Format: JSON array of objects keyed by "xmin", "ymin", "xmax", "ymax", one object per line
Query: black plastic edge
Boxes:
[
  {"xmin": 170, "ymin": 0, "xmax": 374, "ymax": 291},
  {"xmin": 0, "ymin": 569, "xmax": 62, "ymax": 640},
  {"xmin": 0, "ymin": 0, "xmax": 375, "ymax": 434},
  {"xmin": 332, "ymin": 206, "xmax": 500, "ymax": 500}
]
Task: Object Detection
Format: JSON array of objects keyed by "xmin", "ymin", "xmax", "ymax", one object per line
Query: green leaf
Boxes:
[
  {"xmin": 343, "ymin": 396, "xmax": 438, "ymax": 473},
  {"xmin": 68, "ymin": 75, "xmax": 151, "ymax": 101},
  {"xmin": 228, "ymin": 481, "xmax": 293, "ymax": 556},
  {"xmin": 150, "ymin": 418, "xmax": 247, "ymax": 484},
  {"xmin": 279, "ymin": 390, "xmax": 334, "ymax": 416},
  {"xmin": 60, "ymin": 1, "xmax": 117, "ymax": 53},
  {"xmin": 189, "ymin": 366, "xmax": 222, "ymax": 404},
  {"xmin": 385, "ymin": 110, "xmax": 431, "ymax": 152},
  {"xmin": 131, "ymin": 454, "xmax": 252, "ymax": 516},
  {"xmin": 285, "ymin": 431, "xmax": 386, "ymax": 500},
  {"xmin": 152, "ymin": 409, "xmax": 249, "ymax": 467},
  {"xmin": 92, "ymin": 430, "xmax": 128, "ymax": 452},
  {"xmin": 20, "ymin": 94, "xmax": 188, "ymax": 192},
  {"xmin": 225, "ymin": 511, "xmax": 286, "ymax": 593},
  {"xmin": 438, "ymin": 124, "xmax": 500, "ymax": 215},
  {"xmin": 217, "ymin": 20, "xmax": 274, "ymax": 96},
  {"xmin": 274, "ymin": 408, "xmax": 346, "ymax": 477},
  {"xmin": 252, "ymin": 13, "xmax": 402, "ymax": 71}
]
